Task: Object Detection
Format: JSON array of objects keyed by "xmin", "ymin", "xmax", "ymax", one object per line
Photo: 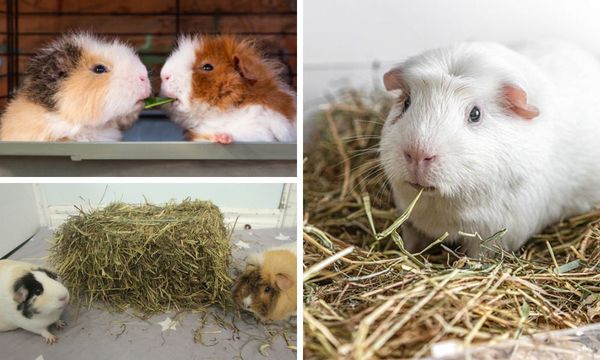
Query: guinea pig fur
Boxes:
[
  {"xmin": 0, "ymin": 260, "xmax": 69, "ymax": 344},
  {"xmin": 232, "ymin": 242, "xmax": 296, "ymax": 321},
  {"xmin": 160, "ymin": 35, "xmax": 296, "ymax": 144},
  {"xmin": 379, "ymin": 41, "xmax": 600, "ymax": 258},
  {"xmin": 0, "ymin": 32, "xmax": 151, "ymax": 141}
]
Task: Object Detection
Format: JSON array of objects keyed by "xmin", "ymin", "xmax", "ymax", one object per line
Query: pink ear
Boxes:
[
  {"xmin": 383, "ymin": 67, "xmax": 406, "ymax": 92},
  {"xmin": 13, "ymin": 287, "xmax": 27, "ymax": 304},
  {"xmin": 275, "ymin": 273, "xmax": 294, "ymax": 290},
  {"xmin": 502, "ymin": 85, "xmax": 540, "ymax": 120}
]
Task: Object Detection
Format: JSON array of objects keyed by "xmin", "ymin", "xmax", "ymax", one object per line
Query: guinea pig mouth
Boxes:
[{"xmin": 406, "ymin": 181, "xmax": 436, "ymax": 192}]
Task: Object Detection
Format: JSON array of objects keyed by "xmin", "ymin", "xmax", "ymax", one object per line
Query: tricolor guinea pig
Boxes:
[
  {"xmin": 0, "ymin": 32, "xmax": 151, "ymax": 141},
  {"xmin": 160, "ymin": 35, "xmax": 296, "ymax": 144},
  {"xmin": 379, "ymin": 41, "xmax": 600, "ymax": 257},
  {"xmin": 0, "ymin": 259, "xmax": 70, "ymax": 344},
  {"xmin": 232, "ymin": 242, "xmax": 296, "ymax": 321}
]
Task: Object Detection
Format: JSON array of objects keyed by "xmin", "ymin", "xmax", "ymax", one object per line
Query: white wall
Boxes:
[
  {"xmin": 37, "ymin": 183, "xmax": 295, "ymax": 230},
  {"xmin": 0, "ymin": 184, "xmax": 41, "ymax": 257},
  {"xmin": 304, "ymin": 0, "xmax": 600, "ymax": 113},
  {"xmin": 41, "ymin": 183, "xmax": 284, "ymax": 209}
]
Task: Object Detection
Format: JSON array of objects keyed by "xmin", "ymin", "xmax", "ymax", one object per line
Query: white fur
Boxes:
[
  {"xmin": 75, "ymin": 34, "xmax": 151, "ymax": 126},
  {"xmin": 0, "ymin": 260, "xmax": 69, "ymax": 342},
  {"xmin": 160, "ymin": 36, "xmax": 199, "ymax": 113},
  {"xmin": 160, "ymin": 36, "xmax": 297, "ymax": 143},
  {"xmin": 379, "ymin": 41, "xmax": 600, "ymax": 257}
]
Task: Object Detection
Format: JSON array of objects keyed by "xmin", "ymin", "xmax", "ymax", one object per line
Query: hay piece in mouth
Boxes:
[
  {"xmin": 49, "ymin": 199, "xmax": 233, "ymax": 316},
  {"xmin": 143, "ymin": 97, "xmax": 175, "ymax": 109}
]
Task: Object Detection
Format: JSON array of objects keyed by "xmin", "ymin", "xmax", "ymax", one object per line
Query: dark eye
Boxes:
[
  {"xmin": 403, "ymin": 96, "xmax": 411, "ymax": 113},
  {"xmin": 264, "ymin": 286, "xmax": 271, "ymax": 293},
  {"xmin": 92, "ymin": 64, "xmax": 108, "ymax": 74},
  {"xmin": 34, "ymin": 288, "xmax": 42, "ymax": 295},
  {"xmin": 469, "ymin": 106, "xmax": 481, "ymax": 123},
  {"xmin": 202, "ymin": 63, "xmax": 213, "ymax": 71}
]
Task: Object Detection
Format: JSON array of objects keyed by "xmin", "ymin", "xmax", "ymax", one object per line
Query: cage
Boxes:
[{"xmin": 0, "ymin": 0, "xmax": 297, "ymax": 176}]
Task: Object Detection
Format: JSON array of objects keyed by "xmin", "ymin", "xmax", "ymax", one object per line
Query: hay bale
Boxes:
[
  {"xmin": 50, "ymin": 199, "xmax": 233, "ymax": 314},
  {"xmin": 303, "ymin": 90, "xmax": 600, "ymax": 359}
]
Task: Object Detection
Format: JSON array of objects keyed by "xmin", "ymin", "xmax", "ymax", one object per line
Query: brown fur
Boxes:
[
  {"xmin": 191, "ymin": 36, "xmax": 296, "ymax": 121},
  {"xmin": 232, "ymin": 249, "xmax": 297, "ymax": 321}
]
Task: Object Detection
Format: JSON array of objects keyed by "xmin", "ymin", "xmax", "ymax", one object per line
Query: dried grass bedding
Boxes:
[
  {"xmin": 303, "ymin": 90, "xmax": 600, "ymax": 359},
  {"xmin": 50, "ymin": 199, "xmax": 233, "ymax": 315}
]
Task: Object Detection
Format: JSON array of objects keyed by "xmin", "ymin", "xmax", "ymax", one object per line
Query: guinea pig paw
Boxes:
[
  {"xmin": 42, "ymin": 331, "xmax": 58, "ymax": 345},
  {"xmin": 55, "ymin": 320, "xmax": 66, "ymax": 330},
  {"xmin": 214, "ymin": 133, "xmax": 233, "ymax": 144}
]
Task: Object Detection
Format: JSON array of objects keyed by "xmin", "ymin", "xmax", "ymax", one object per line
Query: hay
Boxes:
[
  {"xmin": 303, "ymin": 90, "xmax": 600, "ymax": 359},
  {"xmin": 50, "ymin": 199, "xmax": 233, "ymax": 315}
]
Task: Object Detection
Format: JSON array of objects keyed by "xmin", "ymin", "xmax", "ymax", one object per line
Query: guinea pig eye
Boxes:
[
  {"xmin": 202, "ymin": 63, "xmax": 214, "ymax": 71},
  {"xmin": 469, "ymin": 106, "xmax": 482, "ymax": 123},
  {"xmin": 34, "ymin": 288, "xmax": 42, "ymax": 295},
  {"xmin": 403, "ymin": 96, "xmax": 411, "ymax": 113},
  {"xmin": 92, "ymin": 64, "xmax": 108, "ymax": 74},
  {"xmin": 264, "ymin": 286, "xmax": 271, "ymax": 293}
]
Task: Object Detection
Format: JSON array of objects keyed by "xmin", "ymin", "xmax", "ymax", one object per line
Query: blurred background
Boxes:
[
  {"xmin": 304, "ymin": 0, "xmax": 600, "ymax": 122},
  {"xmin": 1, "ymin": 0, "xmax": 297, "ymax": 108}
]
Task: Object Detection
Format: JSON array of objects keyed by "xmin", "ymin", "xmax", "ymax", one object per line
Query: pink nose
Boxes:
[
  {"xmin": 59, "ymin": 295, "xmax": 68, "ymax": 302},
  {"xmin": 139, "ymin": 75, "xmax": 147, "ymax": 82},
  {"xmin": 404, "ymin": 148, "xmax": 436, "ymax": 166}
]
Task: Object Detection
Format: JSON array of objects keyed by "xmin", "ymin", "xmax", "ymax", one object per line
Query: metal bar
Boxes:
[
  {"xmin": 0, "ymin": 142, "xmax": 297, "ymax": 161},
  {"xmin": 2, "ymin": 11, "xmax": 297, "ymax": 16}
]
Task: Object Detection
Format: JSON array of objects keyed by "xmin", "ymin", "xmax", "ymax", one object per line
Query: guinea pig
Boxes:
[
  {"xmin": 0, "ymin": 259, "xmax": 70, "ymax": 344},
  {"xmin": 160, "ymin": 35, "xmax": 296, "ymax": 144},
  {"xmin": 0, "ymin": 32, "xmax": 151, "ymax": 141},
  {"xmin": 379, "ymin": 40, "xmax": 600, "ymax": 258},
  {"xmin": 232, "ymin": 242, "xmax": 296, "ymax": 321}
]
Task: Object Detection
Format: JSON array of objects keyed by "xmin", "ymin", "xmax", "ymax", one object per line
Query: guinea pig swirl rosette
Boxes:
[{"xmin": 49, "ymin": 199, "xmax": 233, "ymax": 315}]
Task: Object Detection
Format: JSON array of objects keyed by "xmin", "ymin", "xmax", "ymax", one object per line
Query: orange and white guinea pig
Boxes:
[
  {"xmin": 232, "ymin": 242, "xmax": 297, "ymax": 321},
  {"xmin": 0, "ymin": 32, "xmax": 151, "ymax": 141},
  {"xmin": 160, "ymin": 35, "xmax": 296, "ymax": 144}
]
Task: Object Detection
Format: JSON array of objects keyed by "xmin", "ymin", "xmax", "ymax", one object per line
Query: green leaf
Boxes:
[
  {"xmin": 555, "ymin": 259, "xmax": 581, "ymax": 274},
  {"xmin": 143, "ymin": 97, "xmax": 176, "ymax": 109}
]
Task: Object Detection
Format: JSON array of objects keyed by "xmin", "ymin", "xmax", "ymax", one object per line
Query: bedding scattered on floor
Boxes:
[{"xmin": 0, "ymin": 227, "xmax": 297, "ymax": 360}]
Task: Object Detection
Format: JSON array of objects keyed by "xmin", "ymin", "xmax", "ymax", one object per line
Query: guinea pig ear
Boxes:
[
  {"xmin": 12, "ymin": 285, "xmax": 28, "ymax": 304},
  {"xmin": 233, "ymin": 55, "xmax": 258, "ymax": 84},
  {"xmin": 501, "ymin": 84, "xmax": 540, "ymax": 120},
  {"xmin": 274, "ymin": 273, "xmax": 294, "ymax": 291},
  {"xmin": 383, "ymin": 67, "xmax": 407, "ymax": 93}
]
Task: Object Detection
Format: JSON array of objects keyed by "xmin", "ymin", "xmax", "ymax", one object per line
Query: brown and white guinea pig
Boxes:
[
  {"xmin": 232, "ymin": 242, "xmax": 297, "ymax": 321},
  {"xmin": 160, "ymin": 35, "xmax": 296, "ymax": 144},
  {"xmin": 0, "ymin": 32, "xmax": 151, "ymax": 141},
  {"xmin": 0, "ymin": 259, "xmax": 69, "ymax": 344}
]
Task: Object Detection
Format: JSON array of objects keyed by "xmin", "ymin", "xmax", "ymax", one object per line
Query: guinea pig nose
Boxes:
[
  {"xmin": 139, "ymin": 75, "xmax": 147, "ymax": 82},
  {"xmin": 162, "ymin": 74, "xmax": 171, "ymax": 81},
  {"xmin": 404, "ymin": 149, "xmax": 436, "ymax": 165},
  {"xmin": 59, "ymin": 295, "xmax": 68, "ymax": 302}
]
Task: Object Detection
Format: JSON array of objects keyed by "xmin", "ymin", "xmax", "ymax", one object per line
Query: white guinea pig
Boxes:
[
  {"xmin": 0, "ymin": 32, "xmax": 151, "ymax": 141},
  {"xmin": 380, "ymin": 41, "xmax": 600, "ymax": 257},
  {"xmin": 0, "ymin": 259, "xmax": 69, "ymax": 344},
  {"xmin": 160, "ymin": 35, "xmax": 296, "ymax": 144}
]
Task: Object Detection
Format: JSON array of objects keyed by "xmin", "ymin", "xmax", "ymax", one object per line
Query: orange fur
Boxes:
[
  {"xmin": 55, "ymin": 52, "xmax": 112, "ymax": 126},
  {"xmin": 260, "ymin": 249, "xmax": 297, "ymax": 321},
  {"xmin": 0, "ymin": 96, "xmax": 56, "ymax": 141},
  {"xmin": 191, "ymin": 36, "xmax": 296, "ymax": 121}
]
